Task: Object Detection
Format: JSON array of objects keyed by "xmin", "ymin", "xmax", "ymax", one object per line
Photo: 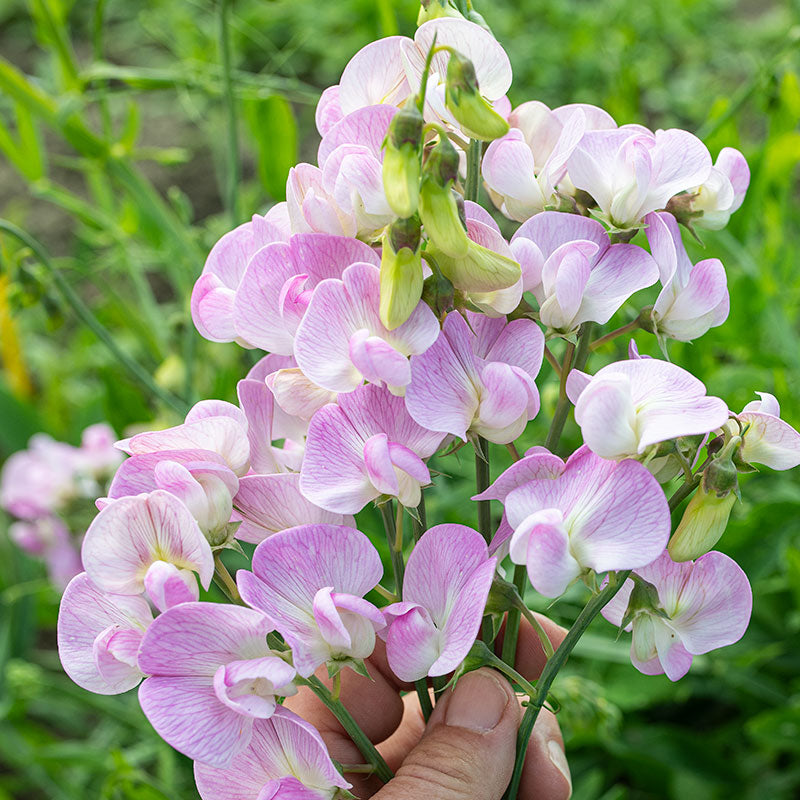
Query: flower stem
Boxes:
[
  {"xmin": 503, "ymin": 570, "xmax": 630, "ymax": 800},
  {"xmin": 505, "ymin": 441, "xmax": 522, "ymax": 462},
  {"xmin": 213, "ymin": 552, "xmax": 242, "ymax": 604},
  {"xmin": 590, "ymin": 318, "xmax": 640, "ymax": 351},
  {"xmin": 669, "ymin": 475, "xmax": 701, "ymax": 512},
  {"xmin": 380, "ymin": 501, "xmax": 405, "ymax": 595},
  {"xmin": 412, "ymin": 492, "xmax": 427, "ymax": 541},
  {"xmin": 415, "ymin": 678, "xmax": 434, "ymax": 722},
  {"xmin": 465, "ymin": 137, "xmax": 482, "ymax": 202},
  {"xmin": 305, "ymin": 675, "xmax": 394, "ymax": 783},
  {"xmin": 475, "ymin": 437, "xmax": 492, "ymax": 544},
  {"xmin": 543, "ymin": 345, "xmax": 560, "ymax": 374},
  {"xmin": 500, "ymin": 564, "xmax": 528, "ymax": 666}
]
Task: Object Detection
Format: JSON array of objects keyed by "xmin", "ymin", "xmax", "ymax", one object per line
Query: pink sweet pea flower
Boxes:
[
  {"xmin": 405, "ymin": 311, "xmax": 544, "ymax": 445},
  {"xmin": 138, "ymin": 602, "xmax": 296, "ymax": 768},
  {"xmin": 191, "ymin": 213, "xmax": 287, "ymax": 344},
  {"xmin": 644, "ymin": 211, "xmax": 729, "ymax": 341},
  {"xmin": 286, "ymin": 163, "xmax": 358, "ymax": 238},
  {"xmin": 381, "ymin": 524, "xmax": 496, "ymax": 682},
  {"xmin": 105, "ymin": 449, "xmax": 238, "ymax": 541},
  {"xmin": 300, "ymin": 384, "xmax": 445, "ymax": 513},
  {"xmin": 566, "ymin": 358, "xmax": 728, "ymax": 460},
  {"xmin": 315, "ymin": 85, "xmax": 345, "ymax": 136},
  {"xmin": 692, "ymin": 147, "xmax": 750, "ymax": 230},
  {"xmin": 10, "ymin": 516, "xmax": 83, "ymax": 589},
  {"xmin": 293, "ymin": 262, "xmax": 440, "ymax": 394},
  {"xmin": 58, "ymin": 572, "xmax": 153, "ymax": 695},
  {"xmin": 733, "ymin": 392, "xmax": 800, "ymax": 470},
  {"xmin": 76, "ymin": 423, "xmax": 124, "ymax": 479},
  {"xmin": 601, "ymin": 550, "xmax": 752, "ymax": 681},
  {"xmin": 81, "ymin": 490, "xmax": 214, "ymax": 611},
  {"xmin": 481, "ymin": 446, "xmax": 670, "ymax": 597},
  {"xmin": 234, "ymin": 473, "xmax": 355, "ymax": 544},
  {"xmin": 234, "ymin": 233, "xmax": 379, "ymax": 355},
  {"xmin": 194, "ymin": 707, "xmax": 351, "ymax": 800},
  {"xmin": 567, "ymin": 126, "xmax": 712, "ymax": 230},
  {"xmin": 510, "ymin": 212, "xmax": 658, "ymax": 332},
  {"xmin": 237, "ymin": 524, "xmax": 385, "ymax": 678}
]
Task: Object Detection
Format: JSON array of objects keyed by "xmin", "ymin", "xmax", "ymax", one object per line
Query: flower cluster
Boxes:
[
  {"xmin": 1, "ymin": 424, "xmax": 122, "ymax": 588},
  {"xmin": 55, "ymin": 6, "xmax": 800, "ymax": 800}
]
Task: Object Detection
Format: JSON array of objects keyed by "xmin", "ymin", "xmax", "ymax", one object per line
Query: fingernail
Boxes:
[
  {"xmin": 547, "ymin": 739, "xmax": 572, "ymax": 797},
  {"xmin": 445, "ymin": 670, "xmax": 509, "ymax": 732}
]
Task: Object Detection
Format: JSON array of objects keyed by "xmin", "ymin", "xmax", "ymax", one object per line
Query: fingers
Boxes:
[
  {"xmin": 497, "ymin": 612, "xmax": 568, "ymax": 680},
  {"xmin": 377, "ymin": 689, "xmax": 429, "ymax": 771},
  {"xmin": 373, "ymin": 668, "xmax": 521, "ymax": 800},
  {"xmin": 518, "ymin": 708, "xmax": 572, "ymax": 800}
]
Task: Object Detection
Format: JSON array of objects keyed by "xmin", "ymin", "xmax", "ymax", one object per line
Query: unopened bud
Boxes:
[
  {"xmin": 420, "ymin": 183, "xmax": 471, "ymax": 258},
  {"xmin": 383, "ymin": 106, "xmax": 424, "ymax": 218},
  {"xmin": 445, "ymin": 51, "xmax": 509, "ymax": 142},
  {"xmin": 429, "ymin": 236, "xmax": 521, "ymax": 293},
  {"xmin": 668, "ymin": 482, "xmax": 736, "ymax": 562},
  {"xmin": 380, "ymin": 217, "xmax": 424, "ymax": 330},
  {"xmin": 417, "ymin": 0, "xmax": 463, "ymax": 24}
]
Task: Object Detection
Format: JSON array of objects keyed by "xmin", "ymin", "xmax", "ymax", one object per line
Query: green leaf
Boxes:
[{"xmin": 244, "ymin": 94, "xmax": 297, "ymax": 201}]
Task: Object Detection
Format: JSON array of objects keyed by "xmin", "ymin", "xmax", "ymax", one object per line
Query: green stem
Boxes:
[
  {"xmin": 219, "ymin": 0, "xmax": 240, "ymax": 226},
  {"xmin": 500, "ymin": 564, "xmax": 528, "ymax": 665},
  {"xmin": 669, "ymin": 475, "xmax": 701, "ymax": 512},
  {"xmin": 590, "ymin": 318, "xmax": 640, "ymax": 351},
  {"xmin": 414, "ymin": 678, "xmax": 434, "ymax": 722},
  {"xmin": 465, "ymin": 137, "xmax": 482, "ymax": 202},
  {"xmin": 305, "ymin": 675, "xmax": 393, "ymax": 783},
  {"xmin": 503, "ymin": 570, "xmax": 631, "ymax": 800},
  {"xmin": 213, "ymin": 553, "xmax": 242, "ymax": 603},
  {"xmin": 412, "ymin": 492, "xmax": 427, "ymax": 541},
  {"xmin": 379, "ymin": 501, "xmax": 405, "ymax": 595},
  {"xmin": 0, "ymin": 220, "xmax": 189, "ymax": 415},
  {"xmin": 475, "ymin": 437, "xmax": 492, "ymax": 544}
]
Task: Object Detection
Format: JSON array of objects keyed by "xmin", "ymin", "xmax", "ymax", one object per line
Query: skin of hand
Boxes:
[{"xmin": 283, "ymin": 614, "xmax": 572, "ymax": 800}]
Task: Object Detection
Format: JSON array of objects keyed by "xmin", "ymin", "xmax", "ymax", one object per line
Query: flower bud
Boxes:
[
  {"xmin": 383, "ymin": 105, "xmax": 424, "ymax": 218},
  {"xmin": 445, "ymin": 51, "xmax": 510, "ymax": 142},
  {"xmin": 417, "ymin": 0, "xmax": 463, "ymax": 24},
  {"xmin": 380, "ymin": 217, "xmax": 424, "ymax": 329}
]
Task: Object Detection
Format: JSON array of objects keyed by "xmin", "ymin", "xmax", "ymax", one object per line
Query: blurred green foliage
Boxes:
[{"xmin": 0, "ymin": 0, "xmax": 799, "ymax": 798}]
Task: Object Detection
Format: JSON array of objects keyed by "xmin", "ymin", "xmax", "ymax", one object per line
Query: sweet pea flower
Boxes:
[
  {"xmin": 237, "ymin": 524, "xmax": 385, "ymax": 677},
  {"xmin": 480, "ymin": 446, "xmax": 670, "ymax": 597},
  {"xmin": 191, "ymin": 211, "xmax": 287, "ymax": 344},
  {"xmin": 58, "ymin": 572, "xmax": 153, "ymax": 694},
  {"xmin": 138, "ymin": 602, "xmax": 296, "ymax": 768},
  {"xmin": 567, "ymin": 126, "xmax": 712, "ymax": 230},
  {"xmin": 300, "ymin": 384, "xmax": 444, "ymax": 513},
  {"xmin": 566, "ymin": 358, "xmax": 728, "ymax": 460},
  {"xmin": 234, "ymin": 233, "xmax": 379, "ymax": 355},
  {"xmin": 601, "ymin": 550, "xmax": 752, "ymax": 681},
  {"xmin": 234, "ymin": 473, "xmax": 355, "ymax": 544},
  {"xmin": 733, "ymin": 392, "xmax": 800, "ymax": 470},
  {"xmin": 293, "ymin": 262, "xmax": 440, "ymax": 394},
  {"xmin": 75, "ymin": 423, "xmax": 125, "ymax": 479},
  {"xmin": 691, "ymin": 147, "xmax": 750, "ymax": 230},
  {"xmin": 10, "ymin": 516, "xmax": 82, "ymax": 589},
  {"xmin": 381, "ymin": 524, "xmax": 496, "ymax": 682},
  {"xmin": 104, "ymin": 449, "xmax": 239, "ymax": 542},
  {"xmin": 644, "ymin": 211, "xmax": 729, "ymax": 341},
  {"xmin": 510, "ymin": 212, "xmax": 658, "ymax": 333},
  {"xmin": 405, "ymin": 311, "xmax": 544, "ymax": 444},
  {"xmin": 194, "ymin": 707, "xmax": 351, "ymax": 800},
  {"xmin": 81, "ymin": 490, "xmax": 214, "ymax": 611},
  {"xmin": 286, "ymin": 163, "xmax": 359, "ymax": 238}
]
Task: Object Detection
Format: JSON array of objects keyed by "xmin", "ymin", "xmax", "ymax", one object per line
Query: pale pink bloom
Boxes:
[
  {"xmin": 300, "ymin": 384, "xmax": 444, "ymax": 513},
  {"xmin": 479, "ymin": 446, "xmax": 670, "ymax": 597},
  {"xmin": 692, "ymin": 147, "xmax": 750, "ymax": 230},
  {"xmin": 734, "ymin": 392, "xmax": 800, "ymax": 470},
  {"xmin": 81, "ymin": 490, "xmax": 213, "ymax": 608},
  {"xmin": 247, "ymin": 354, "xmax": 309, "ymax": 442},
  {"xmin": 484, "ymin": 103, "xmax": 615, "ymax": 221},
  {"xmin": 11, "ymin": 516, "xmax": 83, "ymax": 589},
  {"xmin": 138, "ymin": 602, "xmax": 296, "ymax": 768},
  {"xmin": 58, "ymin": 572, "xmax": 153, "ymax": 694},
  {"xmin": 294, "ymin": 262, "xmax": 439, "ymax": 394},
  {"xmin": 286, "ymin": 163, "xmax": 358, "ymax": 238},
  {"xmin": 105, "ymin": 449, "xmax": 238, "ymax": 538},
  {"xmin": 644, "ymin": 212, "xmax": 729, "ymax": 341},
  {"xmin": 234, "ymin": 473, "xmax": 355, "ymax": 544},
  {"xmin": 315, "ymin": 85, "xmax": 345, "ymax": 136},
  {"xmin": 567, "ymin": 126, "xmax": 712, "ymax": 230},
  {"xmin": 194, "ymin": 706, "xmax": 351, "ymax": 800},
  {"xmin": 191, "ymin": 213, "xmax": 287, "ymax": 344},
  {"xmin": 601, "ymin": 550, "xmax": 752, "ymax": 681},
  {"xmin": 234, "ymin": 233, "xmax": 379, "ymax": 355},
  {"xmin": 237, "ymin": 524, "xmax": 385, "ymax": 677},
  {"xmin": 266, "ymin": 367, "xmax": 338, "ymax": 424},
  {"xmin": 76, "ymin": 423, "xmax": 124, "ymax": 479},
  {"xmin": 567, "ymin": 358, "xmax": 728, "ymax": 460},
  {"xmin": 317, "ymin": 105, "xmax": 398, "ymax": 240},
  {"xmin": 405, "ymin": 311, "xmax": 544, "ymax": 445},
  {"xmin": 510, "ymin": 212, "xmax": 658, "ymax": 332},
  {"xmin": 382, "ymin": 524, "xmax": 496, "ymax": 682}
]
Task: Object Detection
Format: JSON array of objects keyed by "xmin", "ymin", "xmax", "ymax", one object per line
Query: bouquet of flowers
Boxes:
[{"xmin": 56, "ymin": 2, "xmax": 800, "ymax": 798}]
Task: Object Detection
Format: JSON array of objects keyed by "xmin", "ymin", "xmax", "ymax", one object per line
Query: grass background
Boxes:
[{"xmin": 1, "ymin": 0, "xmax": 799, "ymax": 798}]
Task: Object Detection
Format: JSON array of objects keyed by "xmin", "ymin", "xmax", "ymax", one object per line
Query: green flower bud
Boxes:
[
  {"xmin": 417, "ymin": 0, "xmax": 463, "ymax": 24},
  {"xmin": 379, "ymin": 217, "xmax": 424, "ymax": 330},
  {"xmin": 428, "ymin": 237, "xmax": 521, "ymax": 293},
  {"xmin": 445, "ymin": 51, "xmax": 510, "ymax": 142},
  {"xmin": 668, "ymin": 483, "xmax": 737, "ymax": 562},
  {"xmin": 383, "ymin": 106, "xmax": 424, "ymax": 218}
]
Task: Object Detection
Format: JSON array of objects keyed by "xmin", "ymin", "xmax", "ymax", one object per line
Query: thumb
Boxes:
[{"xmin": 373, "ymin": 668, "xmax": 521, "ymax": 800}]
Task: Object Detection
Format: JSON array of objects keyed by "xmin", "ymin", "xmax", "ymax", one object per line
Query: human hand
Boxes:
[{"xmin": 284, "ymin": 615, "xmax": 572, "ymax": 800}]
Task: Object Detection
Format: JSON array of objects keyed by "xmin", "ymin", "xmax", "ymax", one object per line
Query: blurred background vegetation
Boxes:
[{"xmin": 1, "ymin": 0, "xmax": 799, "ymax": 798}]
